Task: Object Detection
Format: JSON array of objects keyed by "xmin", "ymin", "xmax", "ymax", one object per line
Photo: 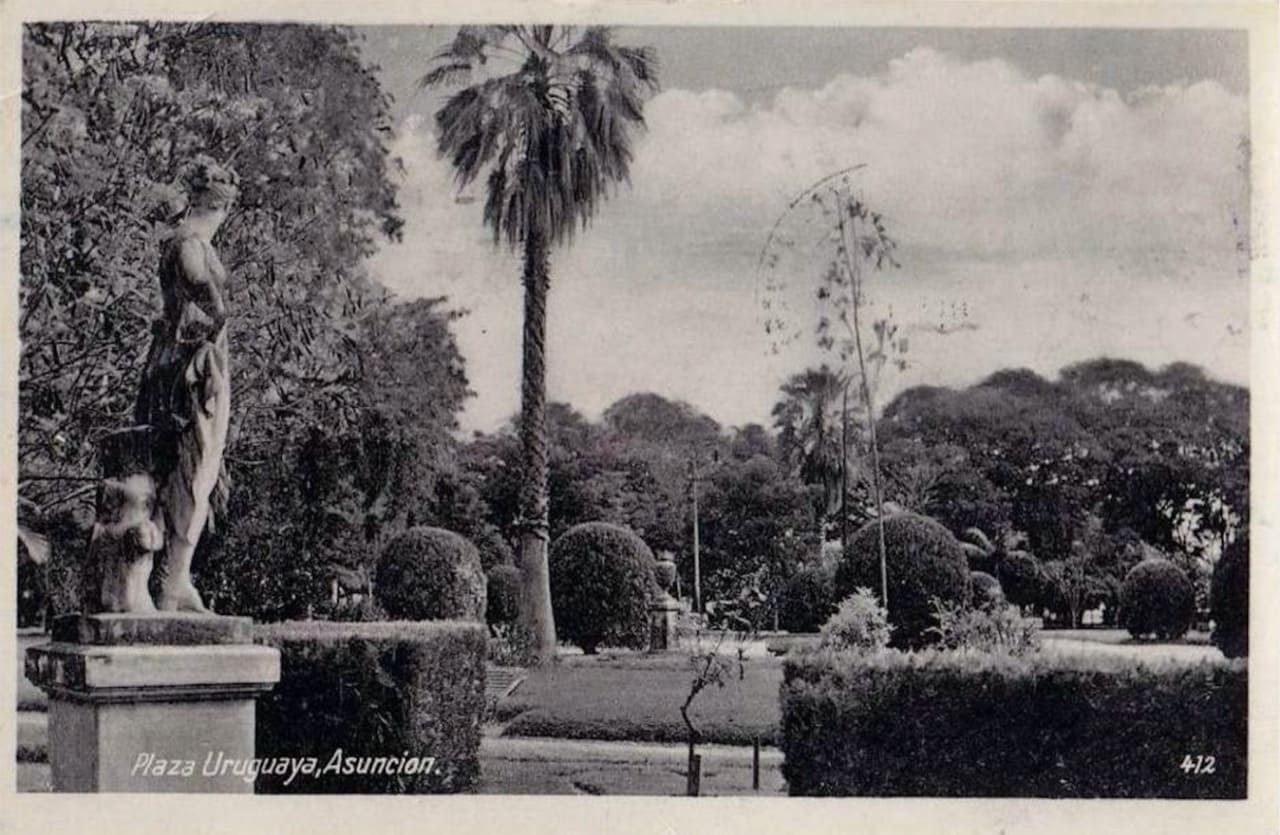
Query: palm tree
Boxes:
[
  {"xmin": 772, "ymin": 365, "xmax": 852, "ymax": 536},
  {"xmin": 423, "ymin": 26, "xmax": 658, "ymax": 663}
]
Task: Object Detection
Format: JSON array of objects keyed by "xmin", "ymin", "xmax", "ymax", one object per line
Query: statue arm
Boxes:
[{"xmin": 177, "ymin": 238, "xmax": 228, "ymax": 340}]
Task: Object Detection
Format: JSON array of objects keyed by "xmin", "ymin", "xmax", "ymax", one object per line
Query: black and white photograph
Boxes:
[{"xmin": 4, "ymin": 1, "xmax": 1277, "ymax": 832}]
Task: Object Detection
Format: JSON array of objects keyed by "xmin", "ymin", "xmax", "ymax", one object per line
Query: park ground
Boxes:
[{"xmin": 15, "ymin": 628, "xmax": 1220, "ymax": 795}]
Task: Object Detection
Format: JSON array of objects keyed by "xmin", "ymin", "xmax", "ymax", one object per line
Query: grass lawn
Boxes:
[
  {"xmin": 1039, "ymin": 628, "xmax": 1221, "ymax": 664},
  {"xmin": 1041, "ymin": 627, "xmax": 1211, "ymax": 645},
  {"xmin": 500, "ymin": 652, "xmax": 784, "ymax": 746}
]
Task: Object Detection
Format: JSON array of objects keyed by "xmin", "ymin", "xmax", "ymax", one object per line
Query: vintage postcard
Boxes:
[{"xmin": 1, "ymin": 0, "xmax": 1276, "ymax": 833}]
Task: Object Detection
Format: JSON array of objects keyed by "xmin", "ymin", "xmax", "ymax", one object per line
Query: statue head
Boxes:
[{"xmin": 183, "ymin": 155, "xmax": 240, "ymax": 213}]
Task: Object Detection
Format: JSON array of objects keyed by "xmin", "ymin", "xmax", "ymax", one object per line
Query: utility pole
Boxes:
[{"xmin": 689, "ymin": 458, "xmax": 702, "ymax": 615}]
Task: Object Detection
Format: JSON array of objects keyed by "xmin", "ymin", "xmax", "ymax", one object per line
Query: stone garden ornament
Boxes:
[{"xmin": 92, "ymin": 156, "xmax": 238, "ymax": 614}]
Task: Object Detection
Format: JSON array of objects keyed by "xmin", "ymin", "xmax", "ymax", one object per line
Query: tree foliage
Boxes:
[
  {"xmin": 21, "ymin": 24, "xmax": 488, "ymax": 621},
  {"xmin": 21, "ymin": 22, "xmax": 404, "ymax": 517}
]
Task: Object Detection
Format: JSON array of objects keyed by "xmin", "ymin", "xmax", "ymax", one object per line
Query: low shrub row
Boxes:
[
  {"xmin": 255, "ymin": 620, "xmax": 487, "ymax": 793},
  {"xmin": 780, "ymin": 649, "xmax": 1246, "ymax": 798}
]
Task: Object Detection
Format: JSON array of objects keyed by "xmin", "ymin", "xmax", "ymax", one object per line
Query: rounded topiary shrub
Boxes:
[
  {"xmin": 375, "ymin": 527, "xmax": 486, "ymax": 621},
  {"xmin": 834, "ymin": 512, "xmax": 970, "ymax": 648},
  {"xmin": 1120, "ymin": 558, "xmax": 1195, "ymax": 640},
  {"xmin": 778, "ymin": 563, "xmax": 838, "ymax": 633},
  {"xmin": 1211, "ymin": 537, "xmax": 1248, "ymax": 658},
  {"xmin": 550, "ymin": 522, "xmax": 656, "ymax": 654},
  {"xmin": 485, "ymin": 563, "xmax": 521, "ymax": 627},
  {"xmin": 998, "ymin": 551, "xmax": 1043, "ymax": 609},
  {"xmin": 970, "ymin": 571, "xmax": 1004, "ymax": 610}
]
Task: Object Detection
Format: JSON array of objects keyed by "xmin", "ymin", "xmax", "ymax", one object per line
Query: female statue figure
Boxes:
[{"xmin": 131, "ymin": 157, "xmax": 239, "ymax": 613}]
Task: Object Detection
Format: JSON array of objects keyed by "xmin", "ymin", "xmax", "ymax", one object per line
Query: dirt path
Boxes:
[{"xmin": 479, "ymin": 736, "xmax": 786, "ymax": 795}]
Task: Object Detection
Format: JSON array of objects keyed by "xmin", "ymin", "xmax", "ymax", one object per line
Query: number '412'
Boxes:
[{"xmin": 1181, "ymin": 755, "xmax": 1216, "ymax": 775}]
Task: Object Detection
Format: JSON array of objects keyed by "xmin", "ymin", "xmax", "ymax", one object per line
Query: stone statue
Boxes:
[{"xmin": 92, "ymin": 156, "xmax": 238, "ymax": 614}]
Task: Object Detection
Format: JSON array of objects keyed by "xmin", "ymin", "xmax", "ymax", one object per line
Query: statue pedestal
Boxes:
[
  {"xmin": 649, "ymin": 592, "xmax": 683, "ymax": 652},
  {"xmin": 25, "ymin": 613, "xmax": 280, "ymax": 793}
]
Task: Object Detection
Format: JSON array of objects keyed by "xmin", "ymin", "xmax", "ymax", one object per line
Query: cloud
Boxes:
[
  {"xmin": 369, "ymin": 47, "xmax": 1249, "ymax": 433},
  {"xmin": 626, "ymin": 47, "xmax": 1247, "ymax": 262}
]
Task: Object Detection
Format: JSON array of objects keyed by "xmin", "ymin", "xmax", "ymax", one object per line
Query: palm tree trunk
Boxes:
[{"xmin": 517, "ymin": 226, "xmax": 557, "ymax": 664}]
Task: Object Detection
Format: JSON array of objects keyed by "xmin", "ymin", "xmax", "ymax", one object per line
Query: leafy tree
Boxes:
[
  {"xmin": 695, "ymin": 454, "xmax": 818, "ymax": 611},
  {"xmin": 21, "ymin": 22, "xmax": 403, "ymax": 518},
  {"xmin": 602, "ymin": 392, "xmax": 727, "ymax": 560},
  {"xmin": 199, "ymin": 298, "xmax": 473, "ymax": 619},
  {"xmin": 423, "ymin": 26, "xmax": 658, "ymax": 663},
  {"xmin": 21, "ymin": 24, "xmax": 462, "ymax": 619}
]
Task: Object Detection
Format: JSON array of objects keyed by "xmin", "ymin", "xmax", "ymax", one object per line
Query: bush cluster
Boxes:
[
  {"xmin": 819, "ymin": 588, "xmax": 891, "ymax": 651},
  {"xmin": 550, "ymin": 522, "xmax": 656, "ymax": 654},
  {"xmin": 374, "ymin": 527, "xmax": 486, "ymax": 621},
  {"xmin": 928, "ymin": 599, "xmax": 1039, "ymax": 656},
  {"xmin": 1120, "ymin": 558, "xmax": 1194, "ymax": 640},
  {"xmin": 780, "ymin": 649, "xmax": 1246, "ymax": 797},
  {"xmin": 968, "ymin": 571, "xmax": 1004, "ymax": 610},
  {"xmin": 255, "ymin": 620, "xmax": 487, "ymax": 793},
  {"xmin": 835, "ymin": 513, "xmax": 970, "ymax": 648},
  {"xmin": 777, "ymin": 562, "xmax": 838, "ymax": 633},
  {"xmin": 1211, "ymin": 537, "xmax": 1248, "ymax": 658}
]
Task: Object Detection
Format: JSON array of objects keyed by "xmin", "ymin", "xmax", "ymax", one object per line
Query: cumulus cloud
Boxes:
[
  {"xmin": 370, "ymin": 47, "xmax": 1249, "ymax": 433},
  {"xmin": 627, "ymin": 47, "xmax": 1247, "ymax": 261}
]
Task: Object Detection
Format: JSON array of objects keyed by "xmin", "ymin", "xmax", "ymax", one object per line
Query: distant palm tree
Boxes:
[
  {"xmin": 773, "ymin": 366, "xmax": 852, "ymax": 535},
  {"xmin": 423, "ymin": 26, "xmax": 658, "ymax": 663}
]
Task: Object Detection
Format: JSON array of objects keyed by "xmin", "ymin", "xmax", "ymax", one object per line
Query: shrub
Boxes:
[
  {"xmin": 486, "ymin": 622, "xmax": 533, "ymax": 666},
  {"xmin": 819, "ymin": 588, "xmax": 892, "ymax": 651},
  {"xmin": 1121, "ymin": 558, "xmax": 1194, "ymax": 640},
  {"xmin": 374, "ymin": 527, "xmax": 486, "ymax": 621},
  {"xmin": 835, "ymin": 513, "xmax": 970, "ymax": 648},
  {"xmin": 928, "ymin": 599, "xmax": 1039, "ymax": 656},
  {"xmin": 781, "ymin": 650, "xmax": 1246, "ymax": 797},
  {"xmin": 997, "ymin": 550, "xmax": 1043, "ymax": 609},
  {"xmin": 325, "ymin": 596, "xmax": 388, "ymax": 623},
  {"xmin": 485, "ymin": 563, "xmax": 521, "ymax": 627},
  {"xmin": 255, "ymin": 620, "xmax": 487, "ymax": 793},
  {"xmin": 1211, "ymin": 537, "xmax": 1248, "ymax": 658},
  {"xmin": 550, "ymin": 522, "xmax": 656, "ymax": 654},
  {"xmin": 969, "ymin": 570, "xmax": 1004, "ymax": 609},
  {"xmin": 777, "ymin": 562, "xmax": 838, "ymax": 633}
]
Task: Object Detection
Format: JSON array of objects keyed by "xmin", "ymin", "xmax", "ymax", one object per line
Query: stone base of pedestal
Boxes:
[
  {"xmin": 649, "ymin": 593, "xmax": 683, "ymax": 652},
  {"xmin": 25, "ymin": 613, "xmax": 279, "ymax": 793}
]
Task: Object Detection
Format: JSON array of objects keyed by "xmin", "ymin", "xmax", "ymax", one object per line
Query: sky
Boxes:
[{"xmin": 357, "ymin": 26, "xmax": 1250, "ymax": 435}]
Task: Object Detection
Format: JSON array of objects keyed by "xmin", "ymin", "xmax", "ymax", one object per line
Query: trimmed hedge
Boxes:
[
  {"xmin": 781, "ymin": 649, "xmax": 1246, "ymax": 797},
  {"xmin": 835, "ymin": 513, "xmax": 970, "ymax": 648},
  {"xmin": 485, "ymin": 563, "xmax": 521, "ymax": 627},
  {"xmin": 1211, "ymin": 537, "xmax": 1248, "ymax": 658},
  {"xmin": 1121, "ymin": 558, "xmax": 1194, "ymax": 640},
  {"xmin": 778, "ymin": 562, "xmax": 838, "ymax": 633},
  {"xmin": 255, "ymin": 620, "xmax": 486, "ymax": 793},
  {"xmin": 550, "ymin": 522, "xmax": 656, "ymax": 654},
  {"xmin": 375, "ymin": 527, "xmax": 486, "ymax": 621}
]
